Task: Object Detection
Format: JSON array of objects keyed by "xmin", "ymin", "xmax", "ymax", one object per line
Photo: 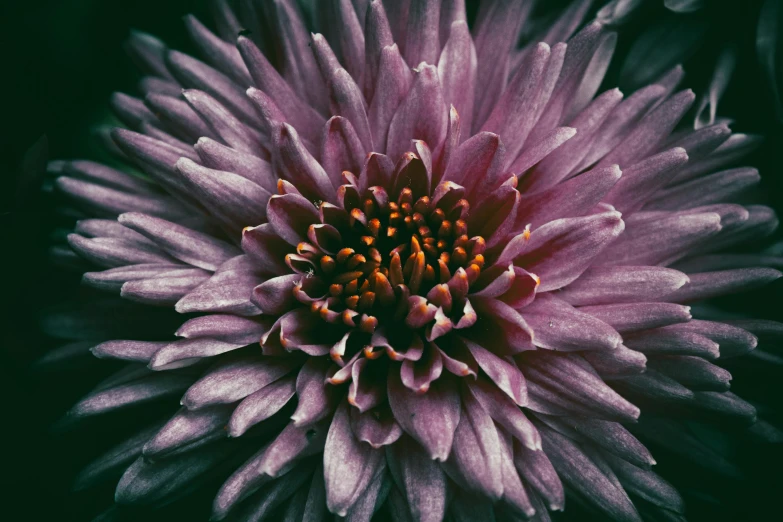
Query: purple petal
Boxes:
[
  {"xmin": 442, "ymin": 387, "xmax": 503, "ymax": 499},
  {"xmin": 386, "ymin": 435, "xmax": 448, "ymax": 522},
  {"xmin": 538, "ymin": 425, "xmax": 642, "ymax": 522},
  {"xmin": 559, "ymin": 265, "xmax": 689, "ymax": 306},
  {"xmin": 516, "ymin": 164, "xmax": 621, "ymax": 230},
  {"xmin": 387, "ymin": 369, "xmax": 460, "ymax": 461},
  {"xmin": 116, "ymin": 445, "xmax": 231, "ymax": 505},
  {"xmin": 70, "ymin": 373, "xmax": 193, "ymax": 418},
  {"xmin": 468, "ymin": 377, "xmax": 540, "ymax": 451},
  {"xmin": 579, "ymin": 302, "xmax": 692, "ymax": 333},
  {"xmin": 228, "ymin": 376, "xmax": 296, "ymax": 437},
  {"xmin": 350, "ymin": 405, "xmax": 403, "ymax": 449},
  {"xmin": 91, "ymin": 340, "xmax": 167, "ymax": 363},
  {"xmin": 513, "ymin": 440, "xmax": 564, "ymax": 511},
  {"xmin": 496, "ymin": 429, "xmax": 535, "ymax": 518},
  {"xmin": 324, "ymin": 401, "xmax": 384, "ymax": 516},
  {"xmin": 664, "ymin": 268, "xmax": 782, "ymax": 303},
  {"xmin": 386, "ymin": 64, "xmax": 447, "ymax": 160},
  {"xmin": 512, "ymin": 210, "xmax": 625, "ymax": 292},
  {"xmin": 522, "ymin": 293, "xmax": 623, "ymax": 351},
  {"xmin": 521, "ymin": 351, "xmax": 640, "ymax": 422},
  {"xmin": 195, "ymin": 137, "xmax": 276, "ymax": 193},
  {"xmin": 437, "ymin": 21, "xmax": 476, "ymax": 135},
  {"xmin": 598, "ymin": 89, "xmax": 696, "ymax": 169},
  {"xmin": 604, "ymin": 147, "xmax": 689, "ymax": 213},
  {"xmin": 441, "ymin": 132, "xmax": 504, "ymax": 198},
  {"xmin": 321, "ymin": 116, "xmax": 366, "ymax": 188},
  {"xmin": 462, "ymin": 337, "xmax": 526, "ymax": 406},
  {"xmin": 143, "ymin": 405, "xmax": 232, "ymax": 458},
  {"xmin": 175, "ymin": 256, "xmax": 262, "ymax": 316},
  {"xmin": 272, "ymin": 124, "xmax": 336, "ymax": 203},
  {"xmin": 166, "ymin": 50, "xmax": 258, "ymax": 127},
  {"xmin": 583, "ymin": 345, "xmax": 648, "ymax": 379},
  {"xmin": 404, "ymin": 0, "xmax": 441, "ymax": 66},
  {"xmin": 237, "ymin": 35, "xmax": 324, "ymax": 136},
  {"xmin": 470, "ymin": 297, "xmax": 535, "ymax": 355},
  {"xmin": 363, "ymin": 0, "xmax": 394, "ymax": 102},
  {"xmin": 368, "ymin": 44, "xmax": 413, "ymax": 154},
  {"xmin": 148, "ymin": 338, "xmax": 245, "ymax": 371},
  {"xmin": 175, "ymin": 314, "xmax": 269, "ymax": 345},
  {"xmin": 251, "ymin": 274, "xmax": 300, "ymax": 315},
  {"xmin": 267, "ymin": 193, "xmax": 321, "ymax": 246},
  {"xmin": 181, "ymin": 354, "xmax": 299, "ymax": 409},
  {"xmin": 175, "ymin": 157, "xmax": 270, "ymax": 232},
  {"xmin": 118, "ymin": 212, "xmax": 239, "ymax": 270},
  {"xmin": 291, "ymin": 358, "xmax": 337, "ymax": 427},
  {"xmin": 327, "ymin": 68, "xmax": 374, "ymax": 152},
  {"xmin": 241, "ymin": 223, "xmax": 291, "ymax": 275}
]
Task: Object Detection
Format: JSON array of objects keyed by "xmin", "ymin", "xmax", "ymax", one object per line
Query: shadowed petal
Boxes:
[
  {"xmin": 538, "ymin": 424, "xmax": 642, "ymax": 522},
  {"xmin": 228, "ymin": 376, "xmax": 296, "ymax": 437},
  {"xmin": 386, "ymin": 435, "xmax": 448, "ymax": 522},
  {"xmin": 143, "ymin": 405, "xmax": 232, "ymax": 459},
  {"xmin": 116, "ymin": 444, "xmax": 232, "ymax": 505},
  {"xmin": 350, "ymin": 405, "xmax": 403, "ymax": 449},
  {"xmin": 175, "ymin": 158, "xmax": 270, "ymax": 232},
  {"xmin": 513, "ymin": 441, "xmax": 565, "ymax": 512},
  {"xmin": 470, "ymin": 297, "xmax": 535, "ymax": 355}
]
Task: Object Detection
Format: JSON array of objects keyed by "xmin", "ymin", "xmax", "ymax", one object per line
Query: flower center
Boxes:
[{"xmin": 290, "ymin": 178, "xmax": 486, "ymax": 338}]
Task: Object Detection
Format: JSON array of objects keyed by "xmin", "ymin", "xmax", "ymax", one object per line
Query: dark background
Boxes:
[{"xmin": 1, "ymin": 0, "xmax": 783, "ymax": 521}]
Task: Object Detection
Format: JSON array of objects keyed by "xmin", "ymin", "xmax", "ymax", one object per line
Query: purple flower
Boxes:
[{"xmin": 46, "ymin": 1, "xmax": 783, "ymax": 521}]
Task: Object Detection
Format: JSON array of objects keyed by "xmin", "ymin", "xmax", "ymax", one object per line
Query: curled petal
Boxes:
[
  {"xmin": 401, "ymin": 343, "xmax": 444, "ymax": 394},
  {"xmin": 251, "ymin": 274, "xmax": 300, "ymax": 315},
  {"xmin": 291, "ymin": 358, "xmax": 336, "ymax": 427},
  {"xmin": 267, "ymin": 193, "xmax": 321, "ymax": 246},
  {"xmin": 350, "ymin": 405, "xmax": 403, "ymax": 449}
]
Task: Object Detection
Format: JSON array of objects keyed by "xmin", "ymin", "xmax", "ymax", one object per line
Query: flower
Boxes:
[{"xmin": 45, "ymin": 0, "xmax": 783, "ymax": 521}]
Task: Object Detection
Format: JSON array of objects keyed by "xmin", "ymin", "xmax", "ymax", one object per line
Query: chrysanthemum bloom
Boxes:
[{"xmin": 46, "ymin": 1, "xmax": 783, "ymax": 521}]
